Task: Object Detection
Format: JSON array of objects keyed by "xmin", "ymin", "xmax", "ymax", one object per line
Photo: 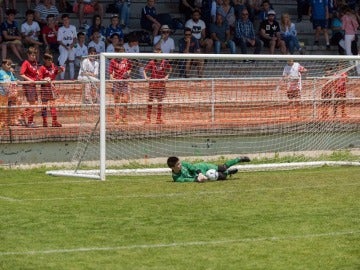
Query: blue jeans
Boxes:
[
  {"xmin": 214, "ymin": 40, "xmax": 236, "ymax": 54},
  {"xmin": 116, "ymin": 1, "xmax": 130, "ymax": 27},
  {"xmin": 282, "ymin": 35, "xmax": 300, "ymax": 54}
]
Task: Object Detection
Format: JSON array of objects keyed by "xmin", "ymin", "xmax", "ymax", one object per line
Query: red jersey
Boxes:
[
  {"xmin": 144, "ymin": 59, "xmax": 171, "ymax": 89},
  {"xmin": 335, "ymin": 72, "xmax": 347, "ymax": 95},
  {"xmin": 38, "ymin": 64, "xmax": 61, "ymax": 81},
  {"xmin": 109, "ymin": 58, "xmax": 132, "ymax": 80},
  {"xmin": 20, "ymin": 60, "xmax": 39, "ymax": 81},
  {"xmin": 41, "ymin": 25, "xmax": 59, "ymax": 45}
]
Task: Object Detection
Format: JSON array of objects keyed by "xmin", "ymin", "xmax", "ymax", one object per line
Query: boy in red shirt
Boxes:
[
  {"xmin": 38, "ymin": 53, "xmax": 65, "ymax": 127},
  {"xmin": 19, "ymin": 46, "xmax": 39, "ymax": 128},
  {"xmin": 143, "ymin": 48, "xmax": 172, "ymax": 124},
  {"xmin": 109, "ymin": 46, "xmax": 132, "ymax": 124}
]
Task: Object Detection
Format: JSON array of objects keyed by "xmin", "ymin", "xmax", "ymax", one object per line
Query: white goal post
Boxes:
[{"xmin": 47, "ymin": 53, "xmax": 360, "ymax": 180}]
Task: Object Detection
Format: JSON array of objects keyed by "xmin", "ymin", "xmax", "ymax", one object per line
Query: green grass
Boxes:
[{"xmin": 0, "ymin": 166, "xmax": 359, "ymax": 269}]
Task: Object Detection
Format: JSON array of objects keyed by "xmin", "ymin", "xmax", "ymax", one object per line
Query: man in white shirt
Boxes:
[
  {"xmin": 57, "ymin": 14, "xmax": 77, "ymax": 79},
  {"xmin": 153, "ymin": 24, "xmax": 175, "ymax": 53},
  {"xmin": 185, "ymin": 9, "xmax": 213, "ymax": 53}
]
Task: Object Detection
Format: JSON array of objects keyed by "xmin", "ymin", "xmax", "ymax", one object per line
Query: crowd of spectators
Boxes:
[{"xmin": 0, "ymin": 0, "xmax": 357, "ymax": 76}]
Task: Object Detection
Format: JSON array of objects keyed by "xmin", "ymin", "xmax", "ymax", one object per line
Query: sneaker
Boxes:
[
  {"xmin": 226, "ymin": 168, "xmax": 238, "ymax": 175},
  {"xmin": 26, "ymin": 122, "xmax": 37, "ymax": 128},
  {"xmin": 326, "ymin": 44, "xmax": 331, "ymax": 50},
  {"xmin": 238, "ymin": 156, "xmax": 251, "ymax": 162}
]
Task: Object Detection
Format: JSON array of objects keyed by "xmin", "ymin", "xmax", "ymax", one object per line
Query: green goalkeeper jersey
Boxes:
[{"xmin": 171, "ymin": 161, "xmax": 217, "ymax": 182}]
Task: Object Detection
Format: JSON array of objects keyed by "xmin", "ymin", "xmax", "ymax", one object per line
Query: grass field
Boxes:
[{"xmin": 0, "ymin": 166, "xmax": 359, "ymax": 269}]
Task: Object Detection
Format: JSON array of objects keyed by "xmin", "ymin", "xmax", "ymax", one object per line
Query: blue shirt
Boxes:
[
  {"xmin": 0, "ymin": 69, "xmax": 16, "ymax": 96},
  {"xmin": 310, "ymin": 0, "xmax": 328, "ymax": 20},
  {"xmin": 105, "ymin": 25, "xmax": 124, "ymax": 40}
]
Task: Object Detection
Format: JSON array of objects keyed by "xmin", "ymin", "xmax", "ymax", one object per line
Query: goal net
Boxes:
[{"xmin": 46, "ymin": 53, "xmax": 360, "ymax": 180}]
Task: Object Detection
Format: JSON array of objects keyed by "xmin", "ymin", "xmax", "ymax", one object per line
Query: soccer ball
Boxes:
[{"xmin": 205, "ymin": 169, "xmax": 218, "ymax": 181}]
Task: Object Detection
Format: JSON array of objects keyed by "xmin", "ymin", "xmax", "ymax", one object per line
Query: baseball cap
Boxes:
[
  {"xmin": 160, "ymin": 25, "xmax": 171, "ymax": 31},
  {"xmin": 268, "ymin": 10, "xmax": 276, "ymax": 16}
]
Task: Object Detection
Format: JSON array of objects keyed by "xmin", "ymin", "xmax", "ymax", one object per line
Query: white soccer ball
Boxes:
[{"xmin": 205, "ymin": 169, "xmax": 218, "ymax": 181}]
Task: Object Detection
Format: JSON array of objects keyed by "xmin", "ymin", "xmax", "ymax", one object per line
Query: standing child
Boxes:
[
  {"xmin": 78, "ymin": 47, "xmax": 99, "ymax": 104},
  {"xmin": 320, "ymin": 65, "xmax": 333, "ymax": 119},
  {"xmin": 0, "ymin": 59, "xmax": 20, "ymax": 127},
  {"xmin": 143, "ymin": 48, "xmax": 172, "ymax": 124},
  {"xmin": 282, "ymin": 59, "xmax": 307, "ymax": 118},
  {"xmin": 21, "ymin": 9, "xmax": 42, "ymax": 61},
  {"xmin": 19, "ymin": 46, "xmax": 40, "ymax": 128},
  {"xmin": 57, "ymin": 14, "xmax": 77, "ymax": 80},
  {"xmin": 333, "ymin": 62, "xmax": 348, "ymax": 118},
  {"xmin": 109, "ymin": 46, "xmax": 132, "ymax": 124},
  {"xmin": 38, "ymin": 53, "xmax": 65, "ymax": 127}
]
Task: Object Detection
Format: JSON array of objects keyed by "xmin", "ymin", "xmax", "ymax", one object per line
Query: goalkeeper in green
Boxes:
[{"xmin": 167, "ymin": 156, "xmax": 250, "ymax": 183}]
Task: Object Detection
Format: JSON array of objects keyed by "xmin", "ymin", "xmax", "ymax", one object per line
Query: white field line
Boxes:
[
  {"xmin": 0, "ymin": 230, "xmax": 359, "ymax": 256},
  {"xmin": 0, "ymin": 196, "xmax": 21, "ymax": 202},
  {"xmin": 6, "ymin": 182, "xmax": 360, "ymax": 202}
]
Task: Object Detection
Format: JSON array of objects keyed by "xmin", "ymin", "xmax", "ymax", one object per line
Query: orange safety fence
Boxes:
[{"xmin": 0, "ymin": 78, "xmax": 360, "ymax": 143}]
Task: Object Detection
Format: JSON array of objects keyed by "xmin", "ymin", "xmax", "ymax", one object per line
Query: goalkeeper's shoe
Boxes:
[
  {"xmin": 238, "ymin": 156, "xmax": 251, "ymax": 162},
  {"xmin": 226, "ymin": 168, "xmax": 238, "ymax": 176}
]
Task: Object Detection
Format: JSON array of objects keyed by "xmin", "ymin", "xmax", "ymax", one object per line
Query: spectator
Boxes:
[
  {"xmin": 78, "ymin": 47, "xmax": 99, "ymax": 104},
  {"xmin": 258, "ymin": 0, "xmax": 273, "ymax": 21},
  {"xmin": 309, "ymin": 0, "xmax": 330, "ymax": 49},
  {"xmin": 280, "ymin": 13, "xmax": 303, "ymax": 54},
  {"xmin": 108, "ymin": 45, "xmax": 132, "ymax": 124},
  {"xmin": 185, "ymin": 9, "xmax": 213, "ymax": 53},
  {"xmin": 233, "ymin": 0, "xmax": 246, "ymax": 20},
  {"xmin": 246, "ymin": 0, "xmax": 262, "ymax": 22},
  {"xmin": 21, "ymin": 10, "xmax": 42, "ymax": 62},
  {"xmin": 88, "ymin": 30, "xmax": 106, "ymax": 53},
  {"xmin": 73, "ymin": 0, "xmax": 104, "ymax": 30},
  {"xmin": 106, "ymin": 33, "xmax": 121, "ymax": 52},
  {"xmin": 42, "ymin": 14, "xmax": 59, "ymax": 54},
  {"xmin": 1, "ymin": 9, "xmax": 23, "ymax": 64},
  {"xmin": 105, "ymin": 14, "xmax": 124, "ymax": 45},
  {"xmin": 57, "ymin": 14, "xmax": 77, "ymax": 80},
  {"xmin": 124, "ymin": 33, "xmax": 140, "ymax": 53},
  {"xmin": 0, "ymin": 59, "xmax": 21, "ymax": 127},
  {"xmin": 143, "ymin": 47, "xmax": 172, "ymax": 125},
  {"xmin": 115, "ymin": 0, "xmax": 131, "ymax": 32},
  {"xmin": 259, "ymin": 10, "xmax": 286, "ymax": 54},
  {"xmin": 210, "ymin": 12, "xmax": 236, "ymax": 53},
  {"xmin": 329, "ymin": 10, "xmax": 343, "ymax": 50},
  {"xmin": 210, "ymin": 0, "xmax": 223, "ymax": 24},
  {"xmin": 178, "ymin": 27, "xmax": 204, "ymax": 77},
  {"xmin": 296, "ymin": 0, "xmax": 309, "ymax": 22},
  {"xmin": 141, "ymin": 0, "xmax": 161, "ymax": 38},
  {"xmin": 4, "ymin": 0, "xmax": 16, "ymax": 10},
  {"xmin": 34, "ymin": 0, "xmax": 60, "ymax": 27},
  {"xmin": 216, "ymin": 0, "xmax": 236, "ymax": 29},
  {"xmin": 153, "ymin": 25, "xmax": 175, "ymax": 53},
  {"xmin": 234, "ymin": 8, "xmax": 262, "ymax": 54},
  {"xmin": 38, "ymin": 53, "xmax": 64, "ymax": 127},
  {"xmin": 179, "ymin": 0, "xmax": 201, "ymax": 20},
  {"xmin": 86, "ymin": 14, "xmax": 106, "ymax": 43},
  {"xmin": 338, "ymin": 5, "xmax": 359, "ymax": 55},
  {"xmin": 74, "ymin": 32, "xmax": 88, "ymax": 68},
  {"xmin": 19, "ymin": 46, "xmax": 39, "ymax": 128}
]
